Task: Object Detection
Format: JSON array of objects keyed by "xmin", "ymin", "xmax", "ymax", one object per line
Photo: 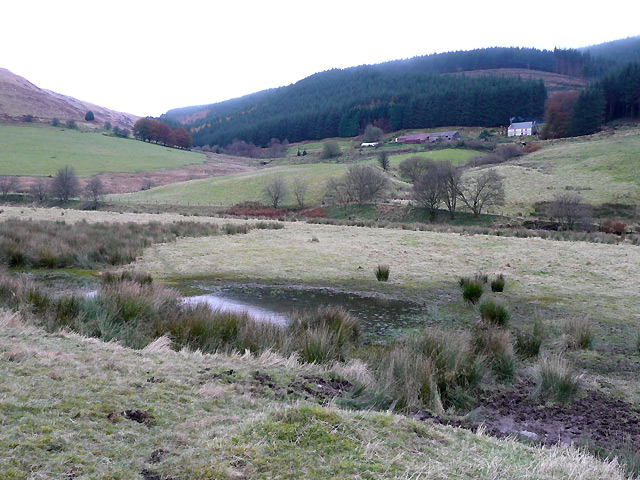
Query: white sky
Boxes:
[{"xmin": 2, "ymin": 0, "xmax": 638, "ymax": 117}]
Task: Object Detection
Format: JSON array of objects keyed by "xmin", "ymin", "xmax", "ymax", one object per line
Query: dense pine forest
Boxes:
[{"xmin": 163, "ymin": 40, "xmax": 640, "ymax": 147}]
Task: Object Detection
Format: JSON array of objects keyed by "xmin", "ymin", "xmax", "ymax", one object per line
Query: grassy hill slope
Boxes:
[
  {"xmin": 0, "ymin": 317, "xmax": 628, "ymax": 480},
  {"xmin": 0, "ymin": 124, "xmax": 206, "ymax": 176},
  {"xmin": 493, "ymin": 130, "xmax": 640, "ymax": 215},
  {"xmin": 109, "ymin": 163, "xmax": 349, "ymax": 207}
]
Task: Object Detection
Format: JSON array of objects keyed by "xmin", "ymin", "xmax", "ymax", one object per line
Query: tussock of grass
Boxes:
[
  {"xmin": 491, "ymin": 273, "xmax": 506, "ymax": 292},
  {"xmin": 367, "ymin": 328, "xmax": 485, "ymax": 412},
  {"xmin": 531, "ymin": 355, "xmax": 582, "ymax": 404},
  {"xmin": 472, "ymin": 328, "xmax": 515, "ymax": 381},
  {"xmin": 461, "ymin": 280, "xmax": 484, "ymax": 304},
  {"xmin": 564, "ymin": 318, "xmax": 594, "ymax": 350},
  {"xmin": 375, "ymin": 264, "xmax": 390, "ymax": 282},
  {"xmin": 478, "ymin": 298, "xmax": 511, "ymax": 327},
  {"xmin": 515, "ymin": 318, "xmax": 544, "ymax": 357}
]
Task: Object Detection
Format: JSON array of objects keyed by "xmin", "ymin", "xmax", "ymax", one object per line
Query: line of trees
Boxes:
[
  {"xmin": 401, "ymin": 157, "xmax": 505, "ymax": 220},
  {"xmin": 133, "ymin": 118, "xmax": 193, "ymax": 149}
]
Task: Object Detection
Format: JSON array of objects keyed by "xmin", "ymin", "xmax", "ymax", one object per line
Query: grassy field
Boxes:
[
  {"xmin": 0, "ymin": 317, "xmax": 629, "ymax": 480},
  {"xmin": 492, "ymin": 131, "xmax": 640, "ymax": 215},
  {"xmin": 384, "ymin": 148, "xmax": 483, "ymax": 168},
  {"xmin": 109, "ymin": 163, "xmax": 350, "ymax": 207},
  {"xmin": 0, "ymin": 124, "xmax": 205, "ymax": 176},
  {"xmin": 133, "ymin": 220, "xmax": 640, "ymax": 327}
]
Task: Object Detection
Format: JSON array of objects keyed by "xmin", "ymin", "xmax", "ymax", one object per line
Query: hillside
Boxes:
[
  {"xmin": 0, "ymin": 124, "xmax": 205, "ymax": 177},
  {"xmin": 0, "ymin": 67, "xmax": 138, "ymax": 128},
  {"xmin": 163, "ymin": 44, "xmax": 640, "ymax": 148}
]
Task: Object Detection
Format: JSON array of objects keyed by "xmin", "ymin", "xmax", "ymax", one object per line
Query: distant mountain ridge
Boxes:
[
  {"xmin": 0, "ymin": 68, "xmax": 138, "ymax": 128},
  {"xmin": 164, "ymin": 37, "xmax": 639, "ymax": 148}
]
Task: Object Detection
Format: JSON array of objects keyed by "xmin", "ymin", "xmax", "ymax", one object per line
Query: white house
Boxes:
[{"xmin": 508, "ymin": 121, "xmax": 539, "ymax": 137}]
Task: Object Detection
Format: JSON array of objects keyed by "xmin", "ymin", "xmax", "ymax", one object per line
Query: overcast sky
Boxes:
[{"xmin": 2, "ymin": 0, "xmax": 638, "ymax": 117}]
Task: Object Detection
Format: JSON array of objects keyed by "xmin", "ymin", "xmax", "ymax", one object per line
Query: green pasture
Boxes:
[
  {"xmin": 0, "ymin": 124, "xmax": 205, "ymax": 176},
  {"xmin": 385, "ymin": 148, "xmax": 483, "ymax": 168},
  {"xmin": 493, "ymin": 132, "xmax": 640, "ymax": 215},
  {"xmin": 110, "ymin": 163, "xmax": 348, "ymax": 207}
]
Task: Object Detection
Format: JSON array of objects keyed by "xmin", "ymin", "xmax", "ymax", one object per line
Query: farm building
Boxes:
[
  {"xmin": 508, "ymin": 121, "xmax": 539, "ymax": 136},
  {"xmin": 395, "ymin": 130, "xmax": 460, "ymax": 144}
]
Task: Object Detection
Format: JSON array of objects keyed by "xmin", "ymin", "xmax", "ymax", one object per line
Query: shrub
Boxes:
[
  {"xmin": 478, "ymin": 299, "xmax": 510, "ymax": 327},
  {"xmin": 564, "ymin": 318, "xmax": 594, "ymax": 350},
  {"xmin": 515, "ymin": 318, "xmax": 544, "ymax": 357},
  {"xmin": 461, "ymin": 280, "xmax": 483, "ymax": 304},
  {"xmin": 322, "ymin": 140, "xmax": 341, "ymax": 159},
  {"xmin": 375, "ymin": 264, "xmax": 390, "ymax": 282},
  {"xmin": 490, "ymin": 274, "xmax": 505, "ymax": 292},
  {"xmin": 531, "ymin": 355, "xmax": 582, "ymax": 403}
]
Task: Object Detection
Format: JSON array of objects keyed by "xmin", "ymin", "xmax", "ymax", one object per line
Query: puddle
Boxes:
[
  {"xmin": 184, "ymin": 294, "xmax": 288, "ymax": 325},
  {"xmin": 182, "ymin": 282, "xmax": 430, "ymax": 338}
]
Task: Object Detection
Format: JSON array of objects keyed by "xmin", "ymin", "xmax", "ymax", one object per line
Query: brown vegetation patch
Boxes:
[{"xmin": 222, "ymin": 202, "xmax": 286, "ymax": 218}]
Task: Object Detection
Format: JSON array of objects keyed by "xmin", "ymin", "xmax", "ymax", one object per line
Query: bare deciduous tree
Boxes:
[
  {"xmin": 413, "ymin": 171, "xmax": 442, "ymax": 221},
  {"xmin": 30, "ymin": 177, "xmax": 49, "ymax": 202},
  {"xmin": 263, "ymin": 176, "xmax": 288, "ymax": 209},
  {"xmin": 439, "ymin": 161, "xmax": 462, "ymax": 219},
  {"xmin": 292, "ymin": 177, "xmax": 308, "ymax": 208},
  {"xmin": 459, "ymin": 170, "xmax": 505, "ymax": 217},
  {"xmin": 344, "ymin": 164, "xmax": 388, "ymax": 205},
  {"xmin": 85, "ymin": 176, "xmax": 105, "ymax": 206},
  {"xmin": 0, "ymin": 176, "xmax": 18, "ymax": 198},
  {"xmin": 550, "ymin": 192, "xmax": 591, "ymax": 230},
  {"xmin": 398, "ymin": 156, "xmax": 434, "ymax": 182},
  {"xmin": 50, "ymin": 165, "xmax": 80, "ymax": 203},
  {"xmin": 323, "ymin": 176, "xmax": 352, "ymax": 214}
]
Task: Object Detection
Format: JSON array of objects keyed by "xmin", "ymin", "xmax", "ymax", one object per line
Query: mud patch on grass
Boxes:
[
  {"xmin": 107, "ymin": 409, "xmax": 156, "ymax": 427},
  {"xmin": 288, "ymin": 375, "xmax": 353, "ymax": 402},
  {"xmin": 479, "ymin": 381, "xmax": 640, "ymax": 449}
]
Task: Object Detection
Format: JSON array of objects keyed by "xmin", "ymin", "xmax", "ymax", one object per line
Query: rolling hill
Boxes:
[{"xmin": 0, "ymin": 67, "xmax": 138, "ymax": 128}]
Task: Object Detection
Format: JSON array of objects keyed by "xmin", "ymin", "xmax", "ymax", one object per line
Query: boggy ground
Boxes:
[{"xmin": 478, "ymin": 380, "xmax": 640, "ymax": 449}]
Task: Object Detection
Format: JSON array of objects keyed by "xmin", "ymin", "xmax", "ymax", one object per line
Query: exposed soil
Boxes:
[
  {"xmin": 15, "ymin": 153, "xmax": 257, "ymax": 195},
  {"xmin": 478, "ymin": 381, "xmax": 640, "ymax": 449},
  {"xmin": 140, "ymin": 468, "xmax": 174, "ymax": 480},
  {"xmin": 107, "ymin": 409, "xmax": 156, "ymax": 427}
]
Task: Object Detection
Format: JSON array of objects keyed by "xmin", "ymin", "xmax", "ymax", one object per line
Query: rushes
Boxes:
[
  {"xmin": 531, "ymin": 355, "xmax": 582, "ymax": 403},
  {"xmin": 478, "ymin": 299, "xmax": 510, "ymax": 327},
  {"xmin": 564, "ymin": 318, "xmax": 594, "ymax": 350},
  {"xmin": 459, "ymin": 275, "xmax": 485, "ymax": 304},
  {"xmin": 375, "ymin": 264, "xmax": 390, "ymax": 282}
]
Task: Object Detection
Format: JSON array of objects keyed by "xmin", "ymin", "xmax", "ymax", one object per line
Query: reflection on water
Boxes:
[
  {"xmin": 183, "ymin": 283, "xmax": 429, "ymax": 338},
  {"xmin": 183, "ymin": 294, "xmax": 288, "ymax": 325}
]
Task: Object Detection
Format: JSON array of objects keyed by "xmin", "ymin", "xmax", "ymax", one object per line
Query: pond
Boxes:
[{"xmin": 182, "ymin": 282, "xmax": 433, "ymax": 338}]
